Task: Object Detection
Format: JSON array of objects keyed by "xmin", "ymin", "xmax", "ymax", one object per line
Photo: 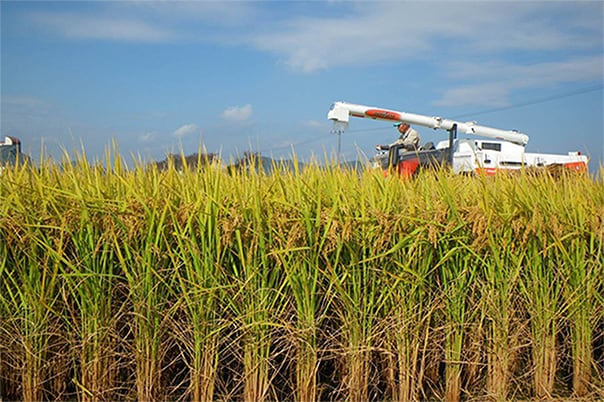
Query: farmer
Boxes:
[
  {"xmin": 375, "ymin": 122, "xmax": 421, "ymax": 152},
  {"xmin": 391, "ymin": 122, "xmax": 420, "ymax": 150}
]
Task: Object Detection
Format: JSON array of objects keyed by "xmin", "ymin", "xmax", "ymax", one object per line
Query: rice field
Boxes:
[{"xmin": 0, "ymin": 153, "xmax": 603, "ymax": 401}]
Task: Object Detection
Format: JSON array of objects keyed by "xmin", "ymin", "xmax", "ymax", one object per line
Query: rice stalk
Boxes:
[
  {"xmin": 167, "ymin": 165, "xmax": 226, "ymax": 402},
  {"xmin": 519, "ymin": 207, "xmax": 562, "ymax": 399},
  {"xmin": 482, "ymin": 225, "xmax": 524, "ymax": 401},
  {"xmin": 324, "ymin": 167, "xmax": 396, "ymax": 402},
  {"xmin": 550, "ymin": 174, "xmax": 603, "ymax": 397},
  {"xmin": 112, "ymin": 166, "xmax": 176, "ymax": 402},
  {"xmin": 380, "ymin": 230, "xmax": 435, "ymax": 402},
  {"xmin": 1, "ymin": 222, "xmax": 66, "ymax": 401},
  {"xmin": 0, "ymin": 150, "xmax": 602, "ymax": 401},
  {"xmin": 269, "ymin": 165, "xmax": 327, "ymax": 402},
  {"xmin": 224, "ymin": 169, "xmax": 288, "ymax": 402},
  {"xmin": 0, "ymin": 160, "xmax": 71, "ymax": 401},
  {"xmin": 428, "ymin": 173, "xmax": 479, "ymax": 402},
  {"xmin": 48, "ymin": 158, "xmax": 124, "ymax": 402}
]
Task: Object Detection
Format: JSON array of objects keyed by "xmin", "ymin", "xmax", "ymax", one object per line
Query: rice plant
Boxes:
[
  {"xmin": 0, "ymin": 162, "xmax": 67, "ymax": 401},
  {"xmin": 0, "ymin": 150, "xmax": 602, "ymax": 402},
  {"xmin": 269, "ymin": 163, "xmax": 331, "ymax": 402},
  {"xmin": 166, "ymin": 162, "xmax": 226, "ymax": 402},
  {"xmin": 223, "ymin": 167, "xmax": 290, "ymax": 402},
  {"xmin": 547, "ymin": 172, "xmax": 604, "ymax": 397},
  {"xmin": 474, "ymin": 175, "xmax": 526, "ymax": 401}
]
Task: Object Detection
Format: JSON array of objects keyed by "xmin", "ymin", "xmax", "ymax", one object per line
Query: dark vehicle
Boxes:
[{"xmin": 0, "ymin": 136, "xmax": 31, "ymax": 167}]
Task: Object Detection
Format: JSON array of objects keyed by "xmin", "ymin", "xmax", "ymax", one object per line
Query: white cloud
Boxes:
[
  {"xmin": 221, "ymin": 104, "xmax": 253, "ymax": 122},
  {"xmin": 173, "ymin": 124, "xmax": 199, "ymax": 138},
  {"xmin": 23, "ymin": 2, "xmax": 602, "ymax": 75},
  {"xmin": 444, "ymin": 56, "xmax": 603, "ymax": 83},
  {"xmin": 28, "ymin": 11, "xmax": 177, "ymax": 42},
  {"xmin": 248, "ymin": 2, "xmax": 602, "ymax": 73},
  {"xmin": 304, "ymin": 120, "xmax": 326, "ymax": 129},
  {"xmin": 17, "ymin": 1, "xmax": 603, "ymax": 111},
  {"xmin": 434, "ymin": 83, "xmax": 512, "ymax": 108},
  {"xmin": 138, "ymin": 132, "xmax": 155, "ymax": 143},
  {"xmin": 24, "ymin": 2, "xmax": 260, "ymax": 43},
  {"xmin": 137, "ymin": 1, "xmax": 259, "ymax": 28},
  {"xmin": 434, "ymin": 56, "xmax": 603, "ymax": 107},
  {"xmin": 250, "ymin": 11, "xmax": 424, "ymax": 73}
]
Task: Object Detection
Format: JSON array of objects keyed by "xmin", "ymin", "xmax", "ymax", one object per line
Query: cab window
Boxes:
[{"xmin": 481, "ymin": 142, "xmax": 501, "ymax": 152}]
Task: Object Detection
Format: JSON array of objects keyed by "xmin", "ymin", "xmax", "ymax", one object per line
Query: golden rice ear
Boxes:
[{"xmin": 0, "ymin": 149, "xmax": 600, "ymax": 401}]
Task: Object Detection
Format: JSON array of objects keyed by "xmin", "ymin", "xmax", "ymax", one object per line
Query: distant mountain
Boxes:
[
  {"xmin": 227, "ymin": 153, "xmax": 305, "ymax": 174},
  {"xmin": 227, "ymin": 153, "xmax": 369, "ymax": 174},
  {"xmin": 153, "ymin": 152, "xmax": 218, "ymax": 171},
  {"xmin": 152, "ymin": 151, "xmax": 369, "ymax": 174}
]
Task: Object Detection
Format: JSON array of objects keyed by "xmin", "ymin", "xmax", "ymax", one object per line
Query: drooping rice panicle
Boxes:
[{"xmin": 0, "ymin": 151, "xmax": 601, "ymax": 402}]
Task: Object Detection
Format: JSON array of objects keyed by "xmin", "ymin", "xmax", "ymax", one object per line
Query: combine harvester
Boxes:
[{"xmin": 327, "ymin": 101, "xmax": 588, "ymax": 177}]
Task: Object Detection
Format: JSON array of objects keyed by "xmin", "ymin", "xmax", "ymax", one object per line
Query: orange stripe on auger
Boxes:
[{"xmin": 365, "ymin": 109, "xmax": 402, "ymax": 121}]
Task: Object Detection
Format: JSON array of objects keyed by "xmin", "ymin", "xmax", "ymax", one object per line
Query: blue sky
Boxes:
[{"xmin": 2, "ymin": 1, "xmax": 603, "ymax": 169}]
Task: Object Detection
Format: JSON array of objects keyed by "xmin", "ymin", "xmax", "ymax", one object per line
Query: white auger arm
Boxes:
[{"xmin": 328, "ymin": 101, "xmax": 529, "ymax": 146}]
